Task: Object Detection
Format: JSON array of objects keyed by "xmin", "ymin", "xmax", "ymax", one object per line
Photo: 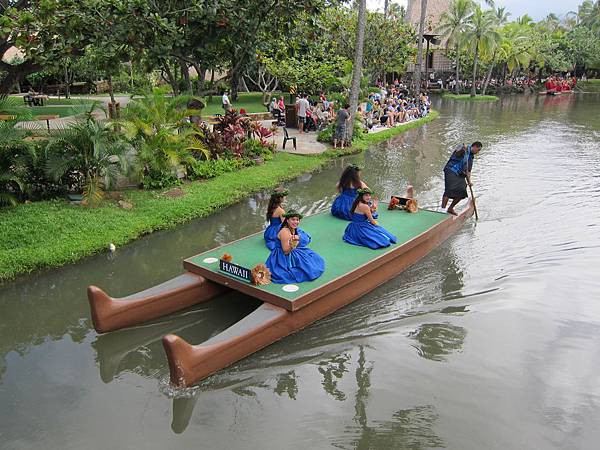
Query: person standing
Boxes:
[
  {"xmin": 222, "ymin": 90, "xmax": 231, "ymax": 112},
  {"xmin": 297, "ymin": 93, "xmax": 310, "ymax": 133},
  {"xmin": 333, "ymin": 103, "xmax": 350, "ymax": 148},
  {"xmin": 441, "ymin": 142, "xmax": 483, "ymax": 215}
]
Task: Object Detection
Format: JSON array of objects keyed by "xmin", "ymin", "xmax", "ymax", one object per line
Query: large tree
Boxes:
[
  {"xmin": 437, "ymin": 0, "xmax": 474, "ymax": 94},
  {"xmin": 348, "ymin": 0, "xmax": 367, "ymax": 140},
  {"xmin": 413, "ymin": 0, "xmax": 428, "ymax": 94},
  {"xmin": 463, "ymin": 5, "xmax": 500, "ymax": 96}
]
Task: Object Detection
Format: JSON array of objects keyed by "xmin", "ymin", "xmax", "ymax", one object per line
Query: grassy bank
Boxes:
[
  {"xmin": 442, "ymin": 93, "xmax": 499, "ymax": 101},
  {"xmin": 577, "ymin": 80, "xmax": 600, "ymax": 93},
  {"xmin": 0, "ymin": 111, "xmax": 438, "ymax": 281}
]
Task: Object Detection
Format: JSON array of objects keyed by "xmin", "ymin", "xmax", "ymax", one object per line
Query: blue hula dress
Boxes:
[
  {"xmin": 331, "ymin": 188, "xmax": 357, "ymax": 220},
  {"xmin": 265, "ymin": 228, "xmax": 325, "ymax": 284},
  {"xmin": 343, "ymin": 213, "xmax": 397, "ymax": 249},
  {"xmin": 264, "ymin": 216, "xmax": 282, "ymax": 250}
]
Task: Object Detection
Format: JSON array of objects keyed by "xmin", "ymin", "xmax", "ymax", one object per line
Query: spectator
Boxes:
[
  {"xmin": 297, "ymin": 93, "xmax": 310, "ymax": 133},
  {"xmin": 222, "ymin": 90, "xmax": 231, "ymax": 112}
]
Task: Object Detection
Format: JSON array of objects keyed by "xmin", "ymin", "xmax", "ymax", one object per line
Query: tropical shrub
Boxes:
[
  {"xmin": 187, "ymin": 158, "xmax": 246, "ymax": 180},
  {"xmin": 120, "ymin": 89, "xmax": 208, "ymax": 188},
  {"xmin": 243, "ymin": 139, "xmax": 275, "ymax": 161},
  {"xmin": 317, "ymin": 124, "xmax": 334, "ymax": 143},
  {"xmin": 45, "ymin": 111, "xmax": 133, "ymax": 206},
  {"xmin": 0, "ymin": 96, "xmax": 33, "ymax": 206}
]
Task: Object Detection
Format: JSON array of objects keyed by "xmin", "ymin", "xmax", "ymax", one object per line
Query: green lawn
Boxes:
[
  {"xmin": 442, "ymin": 93, "xmax": 499, "ymax": 101},
  {"xmin": 201, "ymin": 92, "xmax": 282, "ymax": 115},
  {"xmin": 15, "ymin": 105, "xmax": 99, "ymax": 118},
  {"xmin": 0, "ymin": 110, "xmax": 439, "ymax": 281}
]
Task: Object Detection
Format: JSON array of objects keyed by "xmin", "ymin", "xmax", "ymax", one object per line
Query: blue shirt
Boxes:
[{"xmin": 445, "ymin": 145, "xmax": 474, "ymax": 177}]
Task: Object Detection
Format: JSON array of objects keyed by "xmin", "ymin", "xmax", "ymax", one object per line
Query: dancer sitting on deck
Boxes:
[
  {"xmin": 264, "ymin": 189, "xmax": 287, "ymax": 250},
  {"xmin": 331, "ymin": 164, "xmax": 369, "ymax": 220},
  {"xmin": 441, "ymin": 141, "xmax": 482, "ymax": 216},
  {"xmin": 343, "ymin": 188, "xmax": 397, "ymax": 249},
  {"xmin": 265, "ymin": 210, "xmax": 325, "ymax": 284}
]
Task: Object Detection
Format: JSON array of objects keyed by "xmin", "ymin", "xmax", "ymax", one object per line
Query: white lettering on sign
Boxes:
[{"xmin": 219, "ymin": 260, "xmax": 251, "ymax": 282}]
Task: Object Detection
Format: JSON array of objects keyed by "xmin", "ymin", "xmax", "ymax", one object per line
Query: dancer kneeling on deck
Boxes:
[
  {"xmin": 343, "ymin": 188, "xmax": 397, "ymax": 249},
  {"xmin": 264, "ymin": 189, "xmax": 287, "ymax": 250},
  {"xmin": 331, "ymin": 164, "xmax": 369, "ymax": 220},
  {"xmin": 441, "ymin": 141, "xmax": 482, "ymax": 215},
  {"xmin": 265, "ymin": 210, "xmax": 325, "ymax": 284}
]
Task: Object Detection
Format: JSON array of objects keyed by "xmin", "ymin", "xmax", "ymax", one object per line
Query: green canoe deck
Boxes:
[{"xmin": 184, "ymin": 205, "xmax": 449, "ymax": 310}]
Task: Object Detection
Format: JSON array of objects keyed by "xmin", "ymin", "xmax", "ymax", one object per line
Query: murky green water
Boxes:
[{"xmin": 2, "ymin": 93, "xmax": 600, "ymax": 449}]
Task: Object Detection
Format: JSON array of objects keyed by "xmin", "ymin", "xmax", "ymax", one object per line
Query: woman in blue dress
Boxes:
[
  {"xmin": 265, "ymin": 210, "xmax": 325, "ymax": 284},
  {"xmin": 331, "ymin": 164, "xmax": 369, "ymax": 220},
  {"xmin": 343, "ymin": 188, "xmax": 397, "ymax": 249},
  {"xmin": 264, "ymin": 189, "xmax": 287, "ymax": 250}
]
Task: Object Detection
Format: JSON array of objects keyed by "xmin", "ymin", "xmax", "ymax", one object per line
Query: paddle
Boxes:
[{"xmin": 468, "ymin": 181, "xmax": 479, "ymax": 220}]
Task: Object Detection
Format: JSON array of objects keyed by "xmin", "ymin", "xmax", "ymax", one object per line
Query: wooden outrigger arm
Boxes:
[{"xmin": 88, "ymin": 272, "xmax": 228, "ymax": 333}]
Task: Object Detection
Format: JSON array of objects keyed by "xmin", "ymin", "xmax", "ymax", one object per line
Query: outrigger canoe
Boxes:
[{"xmin": 88, "ymin": 200, "xmax": 474, "ymax": 387}]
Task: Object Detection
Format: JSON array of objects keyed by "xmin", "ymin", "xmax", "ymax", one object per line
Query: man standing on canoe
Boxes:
[{"xmin": 441, "ymin": 141, "xmax": 482, "ymax": 215}]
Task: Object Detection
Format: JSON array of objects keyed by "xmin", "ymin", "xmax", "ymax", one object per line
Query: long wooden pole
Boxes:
[{"xmin": 469, "ymin": 183, "xmax": 478, "ymax": 220}]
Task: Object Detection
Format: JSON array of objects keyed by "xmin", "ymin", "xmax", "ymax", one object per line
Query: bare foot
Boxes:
[{"xmin": 447, "ymin": 208, "xmax": 458, "ymax": 216}]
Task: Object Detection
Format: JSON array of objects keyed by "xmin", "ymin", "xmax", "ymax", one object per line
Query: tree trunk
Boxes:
[
  {"xmin": 230, "ymin": 66, "xmax": 240, "ymax": 101},
  {"xmin": 108, "ymin": 75, "xmax": 116, "ymax": 105},
  {"xmin": 180, "ymin": 59, "xmax": 192, "ymax": 93},
  {"xmin": 192, "ymin": 63, "xmax": 206, "ymax": 96},
  {"xmin": 0, "ymin": 60, "xmax": 40, "ymax": 94},
  {"xmin": 384, "ymin": 0, "xmax": 389, "ymax": 18},
  {"xmin": 455, "ymin": 45, "xmax": 460, "ymax": 94},
  {"xmin": 162, "ymin": 62, "xmax": 180, "ymax": 96},
  {"xmin": 482, "ymin": 56, "xmax": 495, "ymax": 95},
  {"xmin": 413, "ymin": 0, "xmax": 428, "ymax": 95},
  {"xmin": 64, "ymin": 65, "xmax": 71, "ymax": 99},
  {"xmin": 348, "ymin": 0, "xmax": 367, "ymax": 142},
  {"xmin": 470, "ymin": 47, "xmax": 479, "ymax": 97},
  {"xmin": 208, "ymin": 69, "xmax": 215, "ymax": 103}
]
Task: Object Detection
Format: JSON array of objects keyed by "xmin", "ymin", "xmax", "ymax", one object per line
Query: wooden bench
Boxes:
[
  {"xmin": 0, "ymin": 114, "xmax": 16, "ymax": 121},
  {"xmin": 34, "ymin": 114, "xmax": 60, "ymax": 131}
]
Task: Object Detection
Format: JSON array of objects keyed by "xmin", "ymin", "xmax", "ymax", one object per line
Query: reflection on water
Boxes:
[
  {"xmin": 408, "ymin": 323, "xmax": 467, "ymax": 362},
  {"xmin": 1, "ymin": 93, "xmax": 600, "ymax": 449},
  {"xmin": 336, "ymin": 347, "xmax": 444, "ymax": 450}
]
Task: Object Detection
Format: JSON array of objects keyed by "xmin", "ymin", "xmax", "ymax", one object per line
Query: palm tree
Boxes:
[
  {"xmin": 348, "ymin": 0, "xmax": 367, "ymax": 141},
  {"xmin": 481, "ymin": 6, "xmax": 510, "ymax": 94},
  {"xmin": 579, "ymin": 0, "xmax": 600, "ymax": 33},
  {"xmin": 437, "ymin": 0, "xmax": 474, "ymax": 94},
  {"xmin": 413, "ymin": 0, "xmax": 428, "ymax": 95},
  {"xmin": 463, "ymin": 6, "xmax": 501, "ymax": 97}
]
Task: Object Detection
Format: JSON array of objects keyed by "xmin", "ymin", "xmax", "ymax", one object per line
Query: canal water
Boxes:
[{"xmin": 1, "ymin": 93, "xmax": 599, "ymax": 449}]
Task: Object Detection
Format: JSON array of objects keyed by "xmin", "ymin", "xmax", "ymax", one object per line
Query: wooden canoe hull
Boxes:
[
  {"xmin": 88, "ymin": 272, "xmax": 228, "ymax": 333},
  {"xmin": 163, "ymin": 201, "xmax": 474, "ymax": 387}
]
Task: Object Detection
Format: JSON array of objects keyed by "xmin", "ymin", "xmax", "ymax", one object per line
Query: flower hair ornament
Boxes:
[
  {"xmin": 356, "ymin": 188, "xmax": 373, "ymax": 196},
  {"xmin": 283, "ymin": 209, "xmax": 303, "ymax": 219},
  {"xmin": 349, "ymin": 164, "xmax": 361, "ymax": 171},
  {"xmin": 271, "ymin": 189, "xmax": 289, "ymax": 198}
]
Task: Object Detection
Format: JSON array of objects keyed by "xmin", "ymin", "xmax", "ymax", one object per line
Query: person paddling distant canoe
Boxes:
[{"xmin": 441, "ymin": 141, "xmax": 482, "ymax": 215}]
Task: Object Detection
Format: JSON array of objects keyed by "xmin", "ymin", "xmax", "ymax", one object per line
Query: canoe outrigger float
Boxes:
[{"xmin": 88, "ymin": 200, "xmax": 474, "ymax": 387}]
